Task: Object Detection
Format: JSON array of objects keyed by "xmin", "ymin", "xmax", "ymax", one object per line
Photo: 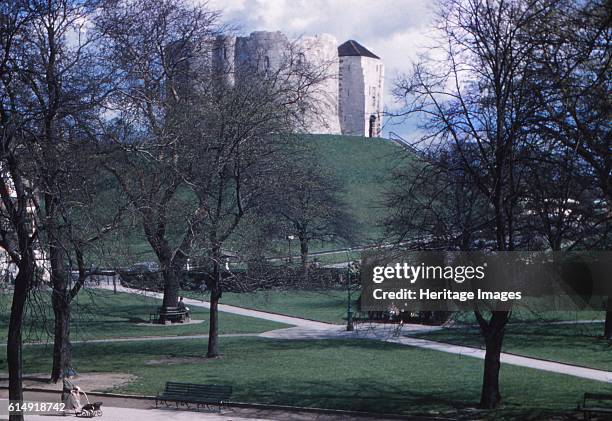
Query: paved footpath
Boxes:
[
  {"xmin": 0, "ymin": 391, "xmax": 409, "ymax": 421},
  {"xmin": 99, "ymin": 284, "xmax": 331, "ymax": 329},
  {"xmin": 22, "ymin": 406, "xmax": 269, "ymax": 421},
  {"xmin": 95, "ymin": 284, "xmax": 612, "ymax": 384}
]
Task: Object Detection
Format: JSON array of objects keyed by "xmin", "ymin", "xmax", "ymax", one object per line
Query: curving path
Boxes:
[{"xmin": 94, "ymin": 284, "xmax": 612, "ymax": 384}]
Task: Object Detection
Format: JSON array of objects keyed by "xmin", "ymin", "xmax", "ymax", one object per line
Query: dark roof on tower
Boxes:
[{"xmin": 338, "ymin": 40, "xmax": 380, "ymax": 59}]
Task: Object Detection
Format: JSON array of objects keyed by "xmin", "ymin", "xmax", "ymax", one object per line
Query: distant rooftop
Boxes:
[{"xmin": 338, "ymin": 40, "xmax": 380, "ymax": 59}]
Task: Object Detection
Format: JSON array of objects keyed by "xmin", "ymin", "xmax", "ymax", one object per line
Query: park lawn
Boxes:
[
  {"xmin": 414, "ymin": 322, "xmax": 612, "ymax": 371},
  {"xmin": 0, "ymin": 289, "xmax": 288, "ymax": 343},
  {"xmin": 7, "ymin": 336, "xmax": 610, "ymax": 420},
  {"xmin": 184, "ymin": 289, "xmax": 358, "ymax": 324},
  {"xmin": 450, "ymin": 307, "xmax": 605, "ymax": 324}
]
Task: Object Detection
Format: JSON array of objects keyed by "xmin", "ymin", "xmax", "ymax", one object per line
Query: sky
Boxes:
[{"xmin": 206, "ymin": 0, "xmax": 436, "ymax": 138}]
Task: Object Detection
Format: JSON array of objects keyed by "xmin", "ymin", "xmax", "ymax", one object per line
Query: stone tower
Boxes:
[
  {"xmin": 230, "ymin": 31, "xmax": 341, "ymax": 134},
  {"xmin": 338, "ymin": 40, "xmax": 384, "ymax": 137},
  {"xmin": 234, "ymin": 31, "xmax": 290, "ymax": 74},
  {"xmin": 212, "ymin": 35, "xmax": 236, "ymax": 86},
  {"xmin": 202, "ymin": 33, "xmax": 384, "ymax": 137}
]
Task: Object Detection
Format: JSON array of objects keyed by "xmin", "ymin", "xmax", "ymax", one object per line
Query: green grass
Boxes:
[
  {"xmin": 92, "ymin": 134, "xmax": 414, "ymax": 265},
  {"xmin": 308, "ymin": 135, "xmax": 413, "ymax": 242},
  {"xmin": 309, "ymin": 250, "xmax": 362, "ymax": 265},
  {"xmin": 0, "ymin": 290, "xmax": 288, "ymax": 343},
  {"xmin": 415, "ymin": 322, "xmax": 612, "ymax": 371},
  {"xmin": 184, "ymin": 289, "xmax": 359, "ymax": 324},
  {"xmin": 450, "ymin": 307, "xmax": 606, "ymax": 325},
  {"xmin": 188, "ymin": 288, "xmax": 611, "ymax": 370},
  {"xmin": 6, "ymin": 336, "xmax": 609, "ymax": 419}
]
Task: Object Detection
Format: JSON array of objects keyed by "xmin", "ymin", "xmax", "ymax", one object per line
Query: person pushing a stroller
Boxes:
[
  {"xmin": 61, "ymin": 378, "xmax": 103, "ymax": 417},
  {"xmin": 62, "ymin": 378, "xmax": 83, "ymax": 413}
]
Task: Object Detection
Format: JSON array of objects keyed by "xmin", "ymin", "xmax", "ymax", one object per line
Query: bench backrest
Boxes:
[
  {"xmin": 189, "ymin": 384, "xmax": 232, "ymax": 399},
  {"xmin": 159, "ymin": 307, "xmax": 188, "ymax": 315},
  {"xmin": 585, "ymin": 393, "xmax": 612, "ymax": 400},
  {"xmin": 165, "ymin": 382, "xmax": 232, "ymax": 401},
  {"xmin": 164, "ymin": 382, "xmax": 191, "ymax": 394}
]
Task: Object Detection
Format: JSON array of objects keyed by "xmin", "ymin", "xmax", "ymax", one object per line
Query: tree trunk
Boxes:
[
  {"xmin": 477, "ymin": 311, "xmax": 508, "ymax": 409},
  {"xmin": 161, "ymin": 263, "xmax": 180, "ymax": 310},
  {"xmin": 604, "ymin": 298, "xmax": 612, "ymax": 340},
  {"xmin": 8, "ymin": 262, "xmax": 34, "ymax": 421},
  {"xmin": 207, "ymin": 287, "xmax": 220, "ymax": 357},
  {"xmin": 51, "ymin": 293, "xmax": 71, "ymax": 383},
  {"xmin": 299, "ymin": 236, "xmax": 309, "ymax": 276},
  {"xmin": 49, "ymin": 243, "xmax": 73, "ymax": 383},
  {"xmin": 207, "ymin": 245, "xmax": 222, "ymax": 358},
  {"xmin": 480, "ymin": 332, "xmax": 503, "ymax": 408}
]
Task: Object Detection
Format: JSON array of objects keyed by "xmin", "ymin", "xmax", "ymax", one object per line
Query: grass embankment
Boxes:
[
  {"xmin": 5, "ymin": 336, "xmax": 608, "ymax": 420},
  {"xmin": 308, "ymin": 134, "xmax": 412, "ymax": 243},
  {"xmin": 0, "ymin": 289, "xmax": 288, "ymax": 343},
  {"xmin": 93, "ymin": 135, "xmax": 414, "ymax": 264}
]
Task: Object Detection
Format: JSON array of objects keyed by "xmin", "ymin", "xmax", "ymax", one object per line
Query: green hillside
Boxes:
[
  {"xmin": 306, "ymin": 134, "xmax": 415, "ymax": 242},
  {"xmin": 94, "ymin": 134, "xmax": 416, "ymax": 265}
]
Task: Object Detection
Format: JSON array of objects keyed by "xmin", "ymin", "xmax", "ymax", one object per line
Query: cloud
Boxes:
[{"xmin": 205, "ymin": 0, "xmax": 435, "ymax": 137}]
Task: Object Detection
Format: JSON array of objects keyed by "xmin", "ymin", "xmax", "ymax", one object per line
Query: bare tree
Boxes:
[
  {"xmin": 384, "ymin": 148, "xmax": 491, "ymax": 251},
  {"xmin": 527, "ymin": 0, "xmax": 611, "ymax": 338},
  {"xmin": 0, "ymin": 2, "xmax": 43, "ymax": 418},
  {"xmin": 12, "ymin": 0, "xmax": 121, "ymax": 383},
  {"xmin": 521, "ymin": 144, "xmax": 609, "ymax": 252},
  {"xmin": 273, "ymin": 158, "xmax": 358, "ymax": 272},
  {"xmin": 95, "ymin": 0, "xmax": 220, "ymax": 311},
  {"xmin": 181, "ymin": 45, "xmax": 333, "ymax": 357},
  {"xmin": 393, "ymin": 0, "xmax": 557, "ymax": 408}
]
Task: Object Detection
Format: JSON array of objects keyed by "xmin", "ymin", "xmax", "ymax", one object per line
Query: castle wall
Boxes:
[
  {"xmin": 296, "ymin": 34, "xmax": 340, "ymax": 134},
  {"xmin": 234, "ymin": 31, "xmax": 290, "ymax": 74},
  {"xmin": 212, "ymin": 35, "xmax": 236, "ymax": 86},
  {"xmin": 209, "ymin": 32, "xmax": 383, "ymax": 137}
]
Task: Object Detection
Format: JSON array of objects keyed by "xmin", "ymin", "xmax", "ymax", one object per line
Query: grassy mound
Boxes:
[{"xmin": 305, "ymin": 134, "xmax": 414, "ymax": 242}]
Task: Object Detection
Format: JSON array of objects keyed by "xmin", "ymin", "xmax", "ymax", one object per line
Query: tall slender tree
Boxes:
[
  {"xmin": 16, "ymin": 0, "xmax": 116, "ymax": 382},
  {"xmin": 0, "ymin": 3, "xmax": 42, "ymax": 419},
  {"xmin": 181, "ymin": 47, "xmax": 332, "ymax": 357}
]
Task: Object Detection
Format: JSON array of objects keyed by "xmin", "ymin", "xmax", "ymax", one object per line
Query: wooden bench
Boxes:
[
  {"xmin": 579, "ymin": 392, "xmax": 612, "ymax": 420},
  {"xmin": 155, "ymin": 381, "xmax": 232, "ymax": 412},
  {"xmin": 149, "ymin": 306, "xmax": 190, "ymax": 324}
]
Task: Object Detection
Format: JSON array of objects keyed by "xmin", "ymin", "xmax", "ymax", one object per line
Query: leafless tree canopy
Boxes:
[{"xmin": 389, "ymin": 0, "xmax": 610, "ymax": 409}]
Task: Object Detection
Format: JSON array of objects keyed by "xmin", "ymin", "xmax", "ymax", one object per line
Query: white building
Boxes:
[{"xmin": 338, "ymin": 40, "xmax": 385, "ymax": 137}]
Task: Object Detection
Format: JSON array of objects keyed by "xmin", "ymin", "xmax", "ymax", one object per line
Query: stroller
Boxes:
[
  {"xmin": 73, "ymin": 388, "xmax": 103, "ymax": 417},
  {"xmin": 77, "ymin": 394, "xmax": 103, "ymax": 417}
]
